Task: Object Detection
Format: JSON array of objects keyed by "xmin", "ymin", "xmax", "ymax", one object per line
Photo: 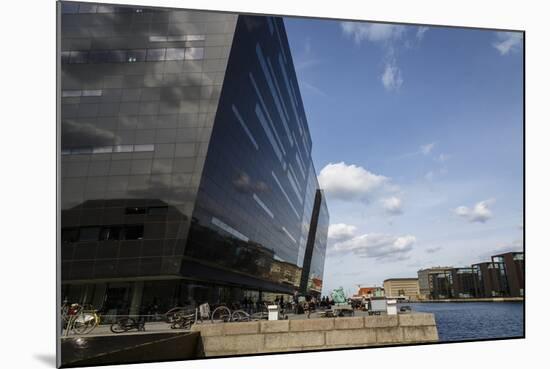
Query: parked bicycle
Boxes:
[
  {"xmin": 165, "ymin": 306, "xmax": 197, "ymax": 330},
  {"xmin": 110, "ymin": 317, "xmax": 145, "ymax": 333},
  {"xmin": 62, "ymin": 303, "xmax": 101, "ymax": 336}
]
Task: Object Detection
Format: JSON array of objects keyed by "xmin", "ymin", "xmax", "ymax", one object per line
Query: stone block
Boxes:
[
  {"xmin": 364, "ymin": 315, "xmax": 398, "ymax": 328},
  {"xmin": 402, "ymin": 326, "xmax": 439, "ymax": 342},
  {"xmin": 191, "ymin": 323, "xmax": 223, "ymax": 337},
  {"xmin": 260, "ymin": 320, "xmax": 289, "ymax": 333},
  {"xmin": 264, "ymin": 331, "xmax": 325, "ymax": 350},
  {"xmin": 223, "ymin": 321, "xmax": 259, "ymax": 335},
  {"xmin": 325, "ymin": 329, "xmax": 377, "ymax": 346},
  {"xmin": 399, "ymin": 313, "xmax": 436, "ymax": 327},
  {"xmin": 376, "ymin": 327, "xmax": 404, "ymax": 343},
  {"xmin": 290, "ymin": 318, "xmax": 334, "ymax": 331},
  {"xmin": 334, "ymin": 317, "xmax": 364, "ymax": 330},
  {"xmin": 202, "ymin": 334, "xmax": 264, "ymax": 353}
]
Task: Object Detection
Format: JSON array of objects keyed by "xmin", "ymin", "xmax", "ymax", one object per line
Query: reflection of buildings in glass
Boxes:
[{"xmin": 59, "ymin": 3, "xmax": 329, "ymax": 314}]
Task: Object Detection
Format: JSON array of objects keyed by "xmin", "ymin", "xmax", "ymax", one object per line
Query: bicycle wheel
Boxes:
[
  {"xmin": 72, "ymin": 313, "xmax": 95, "ymax": 335},
  {"xmin": 231, "ymin": 310, "xmax": 250, "ymax": 322},
  {"xmin": 110, "ymin": 318, "xmax": 130, "ymax": 333},
  {"xmin": 211, "ymin": 306, "xmax": 231, "ymax": 323}
]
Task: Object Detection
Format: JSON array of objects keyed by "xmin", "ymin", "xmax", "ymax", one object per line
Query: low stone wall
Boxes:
[{"xmin": 191, "ymin": 313, "xmax": 438, "ymax": 357}]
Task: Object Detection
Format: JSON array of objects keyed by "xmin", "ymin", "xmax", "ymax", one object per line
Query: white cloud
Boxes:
[
  {"xmin": 318, "ymin": 162, "xmax": 390, "ymax": 201},
  {"xmin": 382, "ymin": 196, "xmax": 403, "ymax": 215},
  {"xmin": 332, "ymin": 233, "xmax": 416, "ymax": 260},
  {"xmin": 340, "ymin": 22, "xmax": 405, "ymax": 44},
  {"xmin": 436, "ymin": 153, "xmax": 450, "ymax": 162},
  {"xmin": 454, "ymin": 199, "xmax": 495, "ymax": 223},
  {"xmin": 381, "ymin": 62, "xmax": 403, "ymax": 91},
  {"xmin": 425, "ymin": 171, "xmax": 435, "ymax": 181},
  {"xmin": 416, "ymin": 26, "xmax": 429, "ymax": 40},
  {"xmin": 493, "ymin": 32, "xmax": 523, "ymax": 55},
  {"xmin": 420, "ymin": 142, "xmax": 435, "ymax": 155},
  {"xmin": 328, "ymin": 223, "xmax": 358, "ymax": 242}
]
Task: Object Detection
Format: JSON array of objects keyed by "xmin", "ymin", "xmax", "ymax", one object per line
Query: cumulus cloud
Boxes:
[
  {"xmin": 318, "ymin": 162, "xmax": 390, "ymax": 201},
  {"xmin": 420, "ymin": 142, "xmax": 435, "ymax": 155},
  {"xmin": 340, "ymin": 22, "xmax": 405, "ymax": 44},
  {"xmin": 381, "ymin": 62, "xmax": 403, "ymax": 91},
  {"xmin": 328, "ymin": 223, "xmax": 358, "ymax": 242},
  {"xmin": 493, "ymin": 32, "xmax": 523, "ymax": 55},
  {"xmin": 416, "ymin": 26, "xmax": 429, "ymax": 40},
  {"xmin": 332, "ymin": 233, "xmax": 416, "ymax": 261},
  {"xmin": 382, "ymin": 196, "xmax": 403, "ymax": 215},
  {"xmin": 454, "ymin": 199, "xmax": 495, "ymax": 223}
]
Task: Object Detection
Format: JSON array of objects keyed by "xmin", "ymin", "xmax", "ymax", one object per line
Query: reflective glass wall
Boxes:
[{"xmin": 185, "ymin": 15, "xmax": 321, "ymax": 295}]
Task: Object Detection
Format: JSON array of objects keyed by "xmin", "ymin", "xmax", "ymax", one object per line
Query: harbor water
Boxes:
[{"xmin": 405, "ymin": 302, "xmax": 524, "ymax": 342}]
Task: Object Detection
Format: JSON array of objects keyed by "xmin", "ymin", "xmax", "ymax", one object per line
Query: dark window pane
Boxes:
[
  {"xmin": 127, "ymin": 49, "xmax": 146, "ymax": 62},
  {"xmin": 79, "ymin": 227, "xmax": 100, "ymax": 242},
  {"xmin": 147, "ymin": 206, "xmax": 168, "ymax": 215},
  {"xmin": 61, "ymin": 51, "xmax": 70, "ymax": 64},
  {"xmin": 125, "ymin": 207, "xmax": 147, "ymax": 215},
  {"xmin": 108, "ymin": 50, "xmax": 127, "ymax": 63},
  {"xmin": 78, "ymin": 4, "xmax": 97, "ymax": 13},
  {"xmin": 123, "ymin": 225, "xmax": 144, "ymax": 240},
  {"xmin": 69, "ymin": 51, "xmax": 88, "ymax": 64},
  {"xmin": 146, "ymin": 48, "xmax": 165, "ymax": 61},
  {"xmin": 100, "ymin": 226, "xmax": 122, "ymax": 241},
  {"xmin": 62, "ymin": 228, "xmax": 79, "ymax": 243},
  {"xmin": 61, "ymin": 3, "xmax": 79, "ymax": 14},
  {"xmin": 89, "ymin": 50, "xmax": 110, "ymax": 63}
]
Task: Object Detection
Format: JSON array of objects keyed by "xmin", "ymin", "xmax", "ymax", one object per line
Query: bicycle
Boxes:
[
  {"xmin": 170, "ymin": 310, "xmax": 196, "ymax": 329},
  {"xmin": 63, "ymin": 303, "xmax": 101, "ymax": 336},
  {"xmin": 110, "ymin": 317, "xmax": 145, "ymax": 333},
  {"xmin": 211, "ymin": 305, "xmax": 231, "ymax": 323}
]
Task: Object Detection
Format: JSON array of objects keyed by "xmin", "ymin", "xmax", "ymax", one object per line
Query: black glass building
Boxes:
[{"xmin": 59, "ymin": 2, "xmax": 329, "ymax": 315}]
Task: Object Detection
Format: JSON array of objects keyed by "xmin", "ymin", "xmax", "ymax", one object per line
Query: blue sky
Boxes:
[{"xmin": 283, "ymin": 18, "xmax": 524, "ymax": 296}]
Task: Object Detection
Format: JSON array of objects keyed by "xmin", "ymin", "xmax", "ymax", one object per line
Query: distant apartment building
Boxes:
[
  {"xmin": 428, "ymin": 270, "xmax": 453, "ymax": 299},
  {"xmin": 472, "ymin": 262, "xmax": 507, "ymax": 297},
  {"xmin": 419, "ymin": 251, "xmax": 524, "ymax": 299},
  {"xmin": 417, "ymin": 267, "xmax": 453, "ymax": 299},
  {"xmin": 450, "ymin": 267, "xmax": 477, "ymax": 298},
  {"xmin": 491, "ymin": 252, "xmax": 524, "ymax": 297},
  {"xmin": 383, "ymin": 278, "xmax": 420, "ymax": 300}
]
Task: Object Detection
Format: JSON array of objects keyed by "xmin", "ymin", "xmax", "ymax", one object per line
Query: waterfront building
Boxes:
[
  {"xmin": 450, "ymin": 267, "xmax": 477, "ymax": 298},
  {"xmin": 491, "ymin": 252, "xmax": 524, "ymax": 297},
  {"xmin": 60, "ymin": 2, "xmax": 329, "ymax": 315},
  {"xmin": 417, "ymin": 267, "xmax": 453, "ymax": 299},
  {"xmin": 471, "ymin": 262, "xmax": 505, "ymax": 297},
  {"xmin": 429, "ymin": 271, "xmax": 453, "ymax": 299},
  {"xmin": 383, "ymin": 278, "xmax": 420, "ymax": 300},
  {"xmin": 354, "ymin": 286, "xmax": 385, "ymax": 298}
]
